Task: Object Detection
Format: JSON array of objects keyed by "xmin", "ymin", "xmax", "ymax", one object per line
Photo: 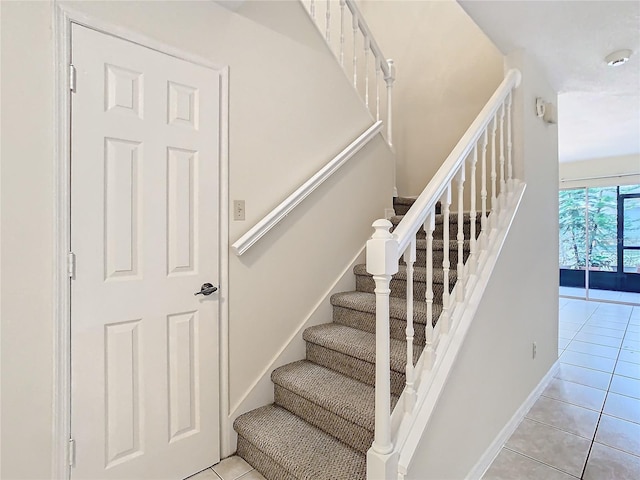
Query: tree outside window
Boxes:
[{"xmin": 559, "ymin": 187, "xmax": 617, "ymax": 271}]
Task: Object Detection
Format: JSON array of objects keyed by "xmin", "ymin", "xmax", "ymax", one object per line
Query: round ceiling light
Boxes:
[{"xmin": 605, "ymin": 49, "xmax": 632, "ymax": 66}]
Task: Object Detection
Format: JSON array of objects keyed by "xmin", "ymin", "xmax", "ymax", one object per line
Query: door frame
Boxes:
[{"xmin": 53, "ymin": 6, "xmax": 230, "ymax": 478}]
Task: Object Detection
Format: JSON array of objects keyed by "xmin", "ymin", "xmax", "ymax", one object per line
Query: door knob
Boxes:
[{"xmin": 194, "ymin": 283, "xmax": 218, "ymax": 296}]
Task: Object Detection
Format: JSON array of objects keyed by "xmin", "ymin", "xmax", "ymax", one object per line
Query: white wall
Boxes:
[
  {"xmin": 358, "ymin": 0, "xmax": 504, "ymax": 197},
  {"xmin": 0, "ymin": 1, "xmax": 392, "ymax": 476},
  {"xmin": 560, "ymin": 153, "xmax": 640, "ymax": 189},
  {"xmin": 405, "ymin": 50, "xmax": 559, "ymax": 478},
  {"xmin": 1, "ymin": 2, "xmax": 55, "ymax": 479}
]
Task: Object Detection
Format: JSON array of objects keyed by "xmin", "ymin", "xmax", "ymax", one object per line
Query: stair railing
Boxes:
[
  {"xmin": 365, "ymin": 69, "xmax": 522, "ymax": 478},
  {"xmin": 305, "ymin": 0, "xmax": 395, "ymax": 149}
]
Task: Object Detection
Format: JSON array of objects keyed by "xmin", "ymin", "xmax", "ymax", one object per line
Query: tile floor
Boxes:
[
  {"xmin": 483, "ymin": 297, "xmax": 640, "ymax": 479},
  {"xmin": 190, "ymin": 295, "xmax": 640, "ymax": 480},
  {"xmin": 187, "ymin": 456, "xmax": 264, "ymax": 480}
]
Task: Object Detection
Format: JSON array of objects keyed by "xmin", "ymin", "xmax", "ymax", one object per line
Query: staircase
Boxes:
[{"xmin": 233, "ymin": 198, "xmax": 479, "ymax": 479}]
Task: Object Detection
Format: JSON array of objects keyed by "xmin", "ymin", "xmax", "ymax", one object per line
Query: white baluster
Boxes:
[
  {"xmin": 385, "ymin": 59, "xmax": 395, "ymax": 148},
  {"xmin": 375, "ymin": 61, "xmax": 381, "ymax": 121},
  {"xmin": 424, "ymin": 210, "xmax": 436, "ymax": 370},
  {"xmin": 325, "ymin": 0, "xmax": 331, "ymax": 42},
  {"xmin": 499, "ymin": 102, "xmax": 506, "ymax": 210},
  {"xmin": 364, "ymin": 37, "xmax": 370, "ymax": 107},
  {"xmin": 507, "ymin": 91, "xmax": 514, "ymax": 193},
  {"xmin": 310, "ymin": 0, "xmax": 316, "ymax": 20},
  {"xmin": 366, "ymin": 219, "xmax": 398, "ymax": 459},
  {"xmin": 440, "ymin": 185, "xmax": 452, "ymax": 333},
  {"xmin": 469, "ymin": 144, "xmax": 478, "ymax": 275},
  {"xmin": 403, "ymin": 240, "xmax": 417, "ymax": 412},
  {"xmin": 456, "ymin": 165, "xmax": 465, "ymax": 302},
  {"xmin": 490, "ymin": 115, "xmax": 498, "ymax": 228},
  {"xmin": 352, "ymin": 15, "xmax": 358, "ymax": 88},
  {"xmin": 480, "ymin": 129, "xmax": 488, "ymax": 249},
  {"xmin": 339, "ymin": 0, "xmax": 346, "ymax": 67}
]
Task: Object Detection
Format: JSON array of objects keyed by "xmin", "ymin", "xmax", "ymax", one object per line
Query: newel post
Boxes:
[
  {"xmin": 384, "ymin": 59, "xmax": 395, "ymax": 148},
  {"xmin": 385, "ymin": 59, "xmax": 397, "ymax": 197},
  {"xmin": 366, "ymin": 219, "xmax": 399, "ymax": 479}
]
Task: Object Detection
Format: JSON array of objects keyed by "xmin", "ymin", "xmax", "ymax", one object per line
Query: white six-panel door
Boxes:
[{"xmin": 70, "ymin": 24, "xmax": 220, "ymax": 479}]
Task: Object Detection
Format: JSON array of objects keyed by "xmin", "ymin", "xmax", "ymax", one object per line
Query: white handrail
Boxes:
[
  {"xmin": 305, "ymin": 0, "xmax": 395, "ymax": 149},
  {"xmin": 343, "ymin": 0, "xmax": 391, "ymax": 78},
  {"xmin": 231, "ymin": 121, "xmax": 383, "ymax": 256},
  {"xmin": 366, "ymin": 68, "xmax": 522, "ymax": 478},
  {"xmin": 393, "ymin": 69, "xmax": 521, "ymax": 255}
]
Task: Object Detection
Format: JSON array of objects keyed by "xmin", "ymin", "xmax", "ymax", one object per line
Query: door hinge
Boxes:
[
  {"xmin": 68, "ymin": 438, "xmax": 76, "ymax": 467},
  {"xmin": 69, "ymin": 64, "xmax": 77, "ymax": 93},
  {"xmin": 67, "ymin": 252, "xmax": 76, "ymax": 279}
]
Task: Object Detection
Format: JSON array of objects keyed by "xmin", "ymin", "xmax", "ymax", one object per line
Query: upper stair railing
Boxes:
[
  {"xmin": 365, "ymin": 69, "xmax": 522, "ymax": 478},
  {"xmin": 305, "ymin": 0, "xmax": 396, "ymax": 148}
]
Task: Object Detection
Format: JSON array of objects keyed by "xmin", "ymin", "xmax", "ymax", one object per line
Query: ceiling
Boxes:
[{"xmin": 458, "ymin": 0, "xmax": 640, "ymax": 163}]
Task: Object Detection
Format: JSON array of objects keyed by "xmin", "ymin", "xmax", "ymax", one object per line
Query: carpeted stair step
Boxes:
[
  {"xmin": 235, "ymin": 404, "xmax": 366, "ymax": 480},
  {"xmin": 393, "ymin": 197, "xmax": 417, "ymax": 216},
  {"xmin": 392, "ymin": 197, "xmax": 442, "ymax": 216},
  {"xmin": 400, "ymin": 238, "xmax": 472, "ymax": 268},
  {"xmin": 331, "ymin": 291, "xmax": 441, "ymax": 345},
  {"xmin": 272, "ymin": 360, "xmax": 399, "ymax": 454},
  {"xmin": 390, "ymin": 213, "xmax": 481, "ymax": 239},
  {"xmin": 354, "ymin": 264, "xmax": 456, "ymax": 301},
  {"xmin": 303, "ymin": 323, "xmax": 419, "ymax": 396}
]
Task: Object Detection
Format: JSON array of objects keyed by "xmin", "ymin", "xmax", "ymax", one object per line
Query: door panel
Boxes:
[{"xmin": 71, "ymin": 24, "xmax": 220, "ymax": 480}]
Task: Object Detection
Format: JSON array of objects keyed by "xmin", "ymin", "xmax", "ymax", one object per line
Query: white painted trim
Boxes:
[
  {"xmin": 223, "ymin": 244, "xmax": 366, "ymax": 450},
  {"xmin": 218, "ymin": 66, "xmax": 232, "ymax": 459},
  {"xmin": 52, "ymin": 6, "xmax": 73, "ymax": 479},
  {"xmin": 52, "ymin": 5, "xmax": 230, "ymax": 476},
  {"xmin": 54, "ymin": 3, "xmax": 224, "ymax": 71},
  {"xmin": 343, "ymin": 0, "xmax": 391, "ymax": 78},
  {"xmin": 231, "ymin": 121, "xmax": 383, "ymax": 256},
  {"xmin": 465, "ymin": 360, "xmax": 560, "ymax": 480},
  {"xmin": 396, "ymin": 182, "xmax": 528, "ymax": 473}
]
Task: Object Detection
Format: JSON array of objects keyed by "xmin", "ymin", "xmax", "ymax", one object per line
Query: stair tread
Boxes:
[
  {"xmin": 234, "ymin": 405, "xmax": 366, "ymax": 480},
  {"xmin": 303, "ymin": 323, "xmax": 418, "ymax": 373},
  {"xmin": 353, "ymin": 263, "xmax": 458, "ymax": 284},
  {"xmin": 272, "ymin": 360, "xmax": 398, "ymax": 432},
  {"xmin": 331, "ymin": 291, "xmax": 442, "ymax": 325}
]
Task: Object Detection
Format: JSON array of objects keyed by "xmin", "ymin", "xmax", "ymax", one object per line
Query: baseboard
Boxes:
[
  {"xmin": 222, "ymin": 245, "xmax": 366, "ymax": 453},
  {"xmin": 465, "ymin": 359, "xmax": 560, "ymax": 480}
]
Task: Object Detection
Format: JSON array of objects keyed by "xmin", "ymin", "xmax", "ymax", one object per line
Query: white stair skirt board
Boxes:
[
  {"xmin": 465, "ymin": 360, "xmax": 561, "ymax": 480},
  {"xmin": 394, "ymin": 183, "xmax": 527, "ymax": 476}
]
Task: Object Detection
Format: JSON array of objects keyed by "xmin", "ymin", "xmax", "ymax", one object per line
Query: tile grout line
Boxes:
[
  {"xmin": 501, "ymin": 446, "xmax": 581, "ymax": 479},
  {"xmin": 521, "ymin": 415, "xmax": 598, "ymax": 442},
  {"xmin": 483, "ymin": 298, "xmax": 640, "ymax": 479},
  {"xmin": 578, "ymin": 304, "xmax": 632, "ymax": 479}
]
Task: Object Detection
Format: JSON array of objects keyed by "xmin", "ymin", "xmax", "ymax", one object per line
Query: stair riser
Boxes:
[
  {"xmin": 306, "ymin": 343, "xmax": 406, "ymax": 397},
  {"xmin": 274, "ymin": 386, "xmax": 373, "ymax": 455},
  {"xmin": 393, "ymin": 200, "xmax": 441, "ymax": 216},
  {"xmin": 237, "ymin": 435, "xmax": 298, "ymax": 480},
  {"xmin": 332, "ymin": 305, "xmax": 426, "ymax": 345},
  {"xmin": 356, "ymin": 275, "xmax": 452, "ymax": 301}
]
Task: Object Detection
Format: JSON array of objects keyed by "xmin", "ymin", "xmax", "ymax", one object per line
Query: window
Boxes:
[{"xmin": 559, "ymin": 185, "xmax": 640, "ymax": 293}]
